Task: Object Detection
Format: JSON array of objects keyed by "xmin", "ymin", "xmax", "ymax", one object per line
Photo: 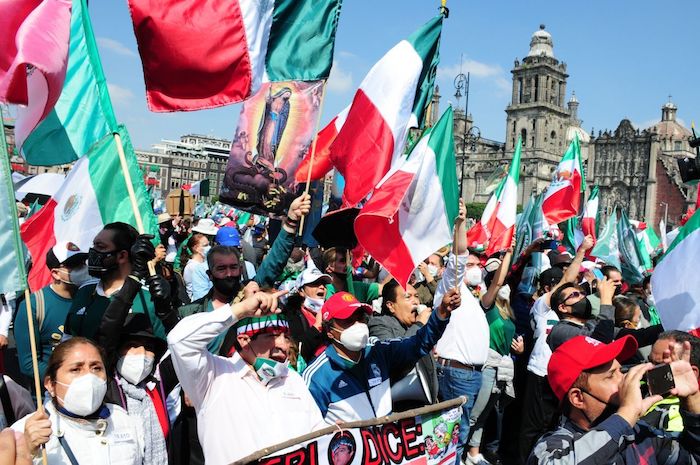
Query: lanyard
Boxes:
[{"xmin": 58, "ymin": 435, "xmax": 80, "ymax": 465}]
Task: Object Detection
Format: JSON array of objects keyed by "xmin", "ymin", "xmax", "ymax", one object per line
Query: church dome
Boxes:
[
  {"xmin": 566, "ymin": 125, "xmax": 590, "ymax": 144},
  {"xmin": 649, "ymin": 100, "xmax": 690, "ymax": 139},
  {"xmin": 527, "ymin": 25, "xmax": 554, "ymax": 58}
]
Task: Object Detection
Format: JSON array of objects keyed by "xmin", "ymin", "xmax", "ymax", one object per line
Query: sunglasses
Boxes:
[{"xmin": 563, "ymin": 291, "xmax": 584, "ymax": 302}]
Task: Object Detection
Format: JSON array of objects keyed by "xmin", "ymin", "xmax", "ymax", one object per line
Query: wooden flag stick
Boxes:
[
  {"xmin": 24, "ymin": 288, "xmax": 48, "ymax": 465},
  {"xmin": 298, "ymin": 82, "xmax": 328, "ymax": 237},
  {"xmin": 114, "ymin": 132, "xmax": 156, "ymax": 275}
]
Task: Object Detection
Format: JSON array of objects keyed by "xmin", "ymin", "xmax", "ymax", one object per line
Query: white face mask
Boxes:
[
  {"xmin": 303, "ymin": 296, "xmax": 324, "ymax": 314},
  {"xmin": 497, "ymin": 285, "xmax": 511, "ymax": 301},
  {"xmin": 336, "ymin": 322, "xmax": 369, "ymax": 352},
  {"xmin": 200, "ymin": 245, "xmax": 211, "ymax": 257},
  {"xmin": 117, "ymin": 354, "xmax": 155, "ymax": 385},
  {"xmin": 254, "ymin": 357, "xmax": 289, "ymax": 386},
  {"xmin": 56, "ymin": 373, "xmax": 107, "ymax": 416},
  {"xmin": 646, "ymin": 294, "xmax": 655, "ymax": 307},
  {"xmin": 413, "ymin": 268, "xmax": 425, "ymax": 283},
  {"xmin": 427, "ymin": 264, "xmax": 439, "ymax": 278},
  {"xmin": 465, "ymin": 267, "xmax": 483, "ymax": 287}
]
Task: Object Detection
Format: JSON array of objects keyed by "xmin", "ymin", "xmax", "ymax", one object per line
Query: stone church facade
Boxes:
[{"xmin": 439, "ymin": 25, "xmax": 695, "ymax": 228}]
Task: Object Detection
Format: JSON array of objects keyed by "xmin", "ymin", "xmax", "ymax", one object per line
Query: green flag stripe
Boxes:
[
  {"xmin": 265, "ymin": 0, "xmax": 343, "ymax": 81},
  {"xmin": 407, "ymin": 15, "xmax": 442, "ymax": 128},
  {"xmin": 429, "ymin": 107, "xmax": 458, "ymax": 225}
]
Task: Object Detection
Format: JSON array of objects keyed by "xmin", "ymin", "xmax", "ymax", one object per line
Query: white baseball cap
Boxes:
[
  {"xmin": 192, "ymin": 218, "xmax": 218, "ymax": 236},
  {"xmin": 296, "ymin": 266, "xmax": 332, "ymax": 288},
  {"xmin": 46, "ymin": 241, "xmax": 88, "ymax": 270}
]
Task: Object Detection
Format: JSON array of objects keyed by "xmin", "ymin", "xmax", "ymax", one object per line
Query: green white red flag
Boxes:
[
  {"xmin": 542, "ymin": 134, "xmax": 585, "ymax": 225},
  {"xmin": 652, "ymin": 209, "xmax": 700, "ymax": 335},
  {"xmin": 329, "ymin": 14, "xmax": 443, "ymax": 206},
  {"xmin": 127, "ymin": 0, "xmax": 342, "ymax": 112},
  {"xmin": 466, "ymin": 137, "xmax": 522, "ymax": 255},
  {"xmin": 591, "ymin": 209, "xmax": 621, "ymax": 269},
  {"xmin": 20, "ymin": 126, "xmax": 157, "ymax": 291},
  {"xmin": 581, "ymin": 185, "xmax": 599, "ymax": 240},
  {"xmin": 354, "ymin": 108, "xmax": 458, "ymax": 289}
]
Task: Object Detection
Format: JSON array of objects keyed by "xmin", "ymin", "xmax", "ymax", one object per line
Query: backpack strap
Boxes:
[
  {"xmin": 0, "ymin": 376, "xmax": 15, "ymax": 426},
  {"xmin": 34, "ymin": 288, "xmax": 45, "ymax": 333}
]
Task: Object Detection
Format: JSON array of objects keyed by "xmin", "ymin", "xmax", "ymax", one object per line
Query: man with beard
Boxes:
[
  {"xmin": 15, "ymin": 243, "xmax": 89, "ymax": 386},
  {"xmin": 168, "ymin": 289, "xmax": 324, "ymax": 465},
  {"xmin": 62, "ymin": 222, "xmax": 166, "ymax": 341},
  {"xmin": 177, "ymin": 193, "xmax": 311, "ymax": 354},
  {"xmin": 528, "ymin": 335, "xmax": 700, "ymax": 464}
]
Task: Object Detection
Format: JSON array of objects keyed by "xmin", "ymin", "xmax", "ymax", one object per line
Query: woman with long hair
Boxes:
[{"xmin": 181, "ymin": 233, "xmax": 211, "ymax": 301}]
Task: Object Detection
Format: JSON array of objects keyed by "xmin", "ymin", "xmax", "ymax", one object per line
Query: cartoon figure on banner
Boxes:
[
  {"xmin": 425, "ymin": 435, "xmax": 440, "ymax": 458},
  {"xmin": 328, "ymin": 431, "xmax": 356, "ymax": 465}
]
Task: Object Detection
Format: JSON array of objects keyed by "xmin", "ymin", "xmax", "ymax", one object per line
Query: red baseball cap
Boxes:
[
  {"xmin": 547, "ymin": 335, "xmax": 638, "ymax": 401},
  {"xmin": 321, "ymin": 292, "xmax": 372, "ymax": 322}
]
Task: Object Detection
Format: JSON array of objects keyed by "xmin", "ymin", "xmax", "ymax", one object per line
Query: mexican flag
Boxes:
[
  {"xmin": 542, "ymin": 134, "xmax": 585, "ymax": 224},
  {"xmin": 581, "ymin": 185, "xmax": 599, "ymax": 240},
  {"xmin": 467, "ymin": 137, "xmax": 522, "ymax": 255},
  {"xmin": 294, "ymin": 106, "xmax": 349, "ymax": 183},
  {"xmin": 652, "ymin": 209, "xmax": 700, "ymax": 335},
  {"xmin": 354, "ymin": 108, "xmax": 458, "ymax": 288},
  {"xmin": 18, "ymin": 0, "xmax": 117, "ymax": 166},
  {"xmin": 127, "ymin": 0, "xmax": 342, "ymax": 112},
  {"xmin": 591, "ymin": 209, "xmax": 621, "ymax": 269},
  {"xmin": 631, "ymin": 221, "xmax": 662, "ymax": 272},
  {"xmin": 2, "ymin": 0, "xmax": 71, "ymax": 153},
  {"xmin": 330, "ymin": 14, "xmax": 443, "ymax": 206},
  {"xmin": 617, "ymin": 209, "xmax": 647, "ymax": 285},
  {"xmin": 20, "ymin": 126, "xmax": 157, "ymax": 291}
]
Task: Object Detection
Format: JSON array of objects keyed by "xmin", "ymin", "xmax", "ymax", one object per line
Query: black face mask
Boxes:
[
  {"xmin": 211, "ymin": 276, "xmax": 241, "ymax": 299},
  {"xmin": 569, "ymin": 298, "xmax": 593, "ymax": 319},
  {"xmin": 88, "ymin": 248, "xmax": 119, "ymax": 278},
  {"xmin": 581, "ymin": 389, "xmax": 618, "ymax": 427},
  {"xmin": 613, "ymin": 285, "xmax": 623, "ymax": 296}
]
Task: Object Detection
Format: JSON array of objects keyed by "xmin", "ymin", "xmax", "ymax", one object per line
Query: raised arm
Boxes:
[
  {"xmin": 481, "ymin": 236, "xmax": 515, "ymax": 310},
  {"xmin": 544, "ymin": 235, "xmax": 594, "ymax": 308}
]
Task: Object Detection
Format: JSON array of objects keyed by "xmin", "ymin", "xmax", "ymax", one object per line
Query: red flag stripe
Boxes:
[{"xmin": 20, "ymin": 198, "xmax": 58, "ymax": 291}]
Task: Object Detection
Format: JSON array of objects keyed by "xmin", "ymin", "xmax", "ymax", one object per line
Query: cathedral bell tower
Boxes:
[{"xmin": 505, "ymin": 25, "xmax": 576, "ymax": 204}]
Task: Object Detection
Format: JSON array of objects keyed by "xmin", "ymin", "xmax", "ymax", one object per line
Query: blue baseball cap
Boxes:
[{"xmin": 215, "ymin": 226, "xmax": 241, "ymax": 246}]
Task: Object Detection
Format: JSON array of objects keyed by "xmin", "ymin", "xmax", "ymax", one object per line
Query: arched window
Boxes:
[{"xmin": 521, "ymin": 128, "xmax": 527, "ymax": 146}]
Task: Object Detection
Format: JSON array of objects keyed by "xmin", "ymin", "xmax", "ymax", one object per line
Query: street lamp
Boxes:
[{"xmin": 454, "ymin": 72, "xmax": 480, "ymax": 198}]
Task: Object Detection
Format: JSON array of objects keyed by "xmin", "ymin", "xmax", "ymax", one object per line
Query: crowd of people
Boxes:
[{"xmin": 0, "ymin": 194, "xmax": 699, "ymax": 465}]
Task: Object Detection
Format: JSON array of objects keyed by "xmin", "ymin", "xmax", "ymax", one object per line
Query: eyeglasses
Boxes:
[{"xmin": 563, "ymin": 291, "xmax": 584, "ymax": 302}]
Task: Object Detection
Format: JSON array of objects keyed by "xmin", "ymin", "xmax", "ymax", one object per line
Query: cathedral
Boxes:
[{"xmin": 439, "ymin": 25, "xmax": 696, "ymax": 229}]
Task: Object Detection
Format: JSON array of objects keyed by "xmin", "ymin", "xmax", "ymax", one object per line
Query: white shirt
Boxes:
[
  {"xmin": 12, "ymin": 402, "xmax": 142, "ymax": 465},
  {"xmin": 167, "ymin": 305, "xmax": 325, "ymax": 465},
  {"xmin": 0, "ymin": 294, "xmax": 13, "ymax": 337},
  {"xmin": 434, "ymin": 254, "xmax": 489, "ymax": 366},
  {"xmin": 527, "ymin": 295, "xmax": 559, "ymax": 377}
]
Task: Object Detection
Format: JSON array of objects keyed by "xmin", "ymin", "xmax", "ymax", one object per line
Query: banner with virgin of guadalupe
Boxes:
[{"xmin": 220, "ymin": 80, "xmax": 324, "ymax": 218}]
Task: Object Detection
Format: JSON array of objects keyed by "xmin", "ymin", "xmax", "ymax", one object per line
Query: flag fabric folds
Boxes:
[
  {"xmin": 542, "ymin": 134, "xmax": 585, "ymax": 225},
  {"xmin": 1, "ymin": 0, "xmax": 71, "ymax": 152},
  {"xmin": 20, "ymin": 126, "xmax": 157, "ymax": 291},
  {"xmin": 354, "ymin": 108, "xmax": 458, "ymax": 289},
  {"xmin": 19, "ymin": 0, "xmax": 117, "ymax": 166},
  {"xmin": 0, "ymin": 119, "xmax": 27, "ymax": 294},
  {"xmin": 652, "ymin": 209, "xmax": 700, "ymax": 335},
  {"xmin": 127, "ymin": 0, "xmax": 342, "ymax": 112},
  {"xmin": 467, "ymin": 137, "xmax": 522, "ymax": 255},
  {"xmin": 294, "ymin": 106, "xmax": 349, "ymax": 183},
  {"xmin": 329, "ymin": 14, "xmax": 443, "ymax": 206},
  {"xmin": 591, "ymin": 209, "xmax": 621, "ymax": 269},
  {"xmin": 616, "ymin": 209, "xmax": 647, "ymax": 285},
  {"xmin": 581, "ymin": 185, "xmax": 599, "ymax": 240}
]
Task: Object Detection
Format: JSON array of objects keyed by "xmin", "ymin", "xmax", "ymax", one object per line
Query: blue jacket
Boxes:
[{"xmin": 303, "ymin": 310, "xmax": 449, "ymax": 423}]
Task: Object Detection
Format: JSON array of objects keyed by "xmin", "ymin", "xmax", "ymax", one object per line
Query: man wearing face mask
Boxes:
[
  {"xmin": 15, "ymin": 242, "xmax": 90, "ymax": 385},
  {"xmin": 413, "ymin": 256, "xmax": 443, "ymax": 306},
  {"xmin": 546, "ymin": 277, "xmax": 617, "ymax": 352},
  {"xmin": 528, "ymin": 335, "xmax": 700, "ymax": 465},
  {"xmin": 63, "ymin": 222, "xmax": 168, "ymax": 342},
  {"xmin": 304, "ymin": 289, "xmax": 460, "ymax": 424},
  {"xmin": 168, "ymin": 289, "xmax": 324, "ymax": 465},
  {"xmin": 586, "ymin": 265, "xmax": 624, "ymax": 317}
]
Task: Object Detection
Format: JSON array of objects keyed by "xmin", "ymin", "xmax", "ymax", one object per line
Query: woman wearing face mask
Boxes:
[
  {"xmin": 283, "ymin": 262, "xmax": 333, "ymax": 364},
  {"xmin": 15, "ymin": 243, "xmax": 91, "ymax": 387},
  {"xmin": 611, "ymin": 296, "xmax": 664, "ymax": 364},
  {"xmin": 12, "ymin": 337, "xmax": 142, "ymax": 464},
  {"xmin": 464, "ymin": 247, "xmax": 525, "ymax": 465},
  {"xmin": 182, "ymin": 233, "xmax": 212, "ymax": 302},
  {"xmin": 93, "ymin": 269, "xmax": 181, "ymax": 465}
]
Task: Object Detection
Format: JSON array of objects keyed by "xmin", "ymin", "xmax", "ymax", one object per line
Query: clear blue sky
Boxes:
[{"xmin": 81, "ymin": 0, "xmax": 700, "ymax": 150}]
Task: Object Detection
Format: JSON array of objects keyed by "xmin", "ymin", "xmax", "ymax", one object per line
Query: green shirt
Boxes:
[
  {"xmin": 15, "ymin": 286, "xmax": 73, "ymax": 381},
  {"xmin": 485, "ymin": 306, "xmax": 516, "ymax": 356},
  {"xmin": 64, "ymin": 282, "xmax": 166, "ymax": 342}
]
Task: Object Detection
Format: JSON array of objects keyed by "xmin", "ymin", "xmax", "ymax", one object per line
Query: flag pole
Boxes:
[
  {"xmin": 113, "ymin": 132, "xmax": 156, "ymax": 275},
  {"xmin": 298, "ymin": 81, "xmax": 328, "ymax": 237}
]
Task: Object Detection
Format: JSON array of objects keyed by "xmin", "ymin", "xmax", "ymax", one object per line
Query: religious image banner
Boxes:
[
  {"xmin": 237, "ymin": 398, "xmax": 465, "ymax": 465},
  {"xmin": 220, "ymin": 80, "xmax": 324, "ymax": 218}
]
